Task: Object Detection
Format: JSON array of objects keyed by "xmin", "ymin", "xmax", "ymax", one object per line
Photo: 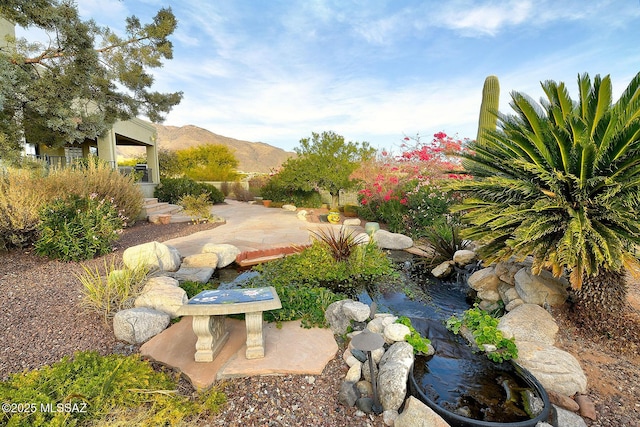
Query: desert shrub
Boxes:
[
  {"xmin": 77, "ymin": 258, "xmax": 150, "ymax": 323},
  {"xmin": 35, "ymin": 194, "xmax": 125, "ymax": 261},
  {"xmin": 0, "ymin": 351, "xmax": 226, "ymax": 427},
  {"xmin": 178, "ymin": 193, "xmax": 213, "ymax": 223},
  {"xmin": 41, "ymin": 160, "xmax": 143, "ymax": 225},
  {"xmin": 0, "ymin": 168, "xmax": 47, "ymax": 250},
  {"xmin": 154, "ymin": 177, "xmax": 224, "ymax": 205},
  {"xmin": 220, "ymin": 181, "xmax": 231, "ymax": 196},
  {"xmin": 231, "ymin": 182, "xmax": 254, "ymax": 201},
  {"xmin": 248, "ymin": 174, "xmax": 269, "ymax": 197}
]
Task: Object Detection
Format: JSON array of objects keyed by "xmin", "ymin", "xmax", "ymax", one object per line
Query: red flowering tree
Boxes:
[{"xmin": 353, "ymin": 132, "xmax": 469, "ymax": 235}]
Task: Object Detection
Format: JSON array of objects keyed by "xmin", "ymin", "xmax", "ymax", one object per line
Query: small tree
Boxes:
[
  {"xmin": 0, "ymin": 1, "xmax": 183, "ymax": 156},
  {"xmin": 278, "ymin": 131, "xmax": 374, "ymax": 208},
  {"xmin": 176, "ymin": 143, "xmax": 239, "ymax": 181}
]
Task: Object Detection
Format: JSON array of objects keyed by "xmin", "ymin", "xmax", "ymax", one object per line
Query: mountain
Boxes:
[{"xmin": 118, "ymin": 124, "xmax": 294, "ymax": 173}]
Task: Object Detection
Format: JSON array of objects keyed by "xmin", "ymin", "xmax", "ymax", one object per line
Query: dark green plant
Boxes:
[
  {"xmin": 154, "ymin": 177, "xmax": 224, "ymax": 205},
  {"xmin": 181, "ymin": 280, "xmax": 211, "ymax": 298},
  {"xmin": 0, "ymin": 351, "xmax": 226, "ymax": 426},
  {"xmin": 476, "ymin": 75, "xmax": 500, "ymax": 145},
  {"xmin": 422, "ymin": 216, "xmax": 471, "ymax": 266},
  {"xmin": 260, "ymin": 176, "xmax": 323, "ymax": 207},
  {"xmin": 311, "ymin": 226, "xmax": 360, "ymax": 262},
  {"xmin": 451, "ymin": 72, "xmax": 640, "ymax": 325},
  {"xmin": 396, "ymin": 316, "xmax": 432, "ymax": 354},
  {"xmin": 35, "ymin": 194, "xmax": 124, "ymax": 261},
  {"xmin": 246, "ymin": 240, "xmax": 397, "ymax": 327},
  {"xmin": 446, "ymin": 305, "xmax": 518, "ymax": 363}
]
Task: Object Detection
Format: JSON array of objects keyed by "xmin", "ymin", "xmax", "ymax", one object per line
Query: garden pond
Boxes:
[{"xmin": 211, "ymin": 251, "xmax": 549, "ymax": 426}]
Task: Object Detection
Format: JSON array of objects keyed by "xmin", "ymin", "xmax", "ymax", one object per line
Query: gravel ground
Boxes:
[{"xmin": 1, "ymin": 218, "xmax": 639, "ymax": 426}]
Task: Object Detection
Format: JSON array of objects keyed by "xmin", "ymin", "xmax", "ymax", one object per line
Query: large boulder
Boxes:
[
  {"xmin": 383, "ymin": 323, "xmax": 411, "ymax": 343},
  {"xmin": 134, "ymin": 282, "xmax": 188, "ymax": 318},
  {"xmin": 325, "ymin": 299, "xmax": 354, "ymax": 335},
  {"xmin": 113, "ymin": 307, "xmax": 170, "ymax": 344},
  {"xmin": 516, "ymin": 341, "xmax": 587, "ymax": 396},
  {"xmin": 342, "ymin": 301, "xmax": 371, "ymax": 322},
  {"xmin": 202, "ymin": 243, "xmax": 241, "ymax": 268},
  {"xmin": 378, "ymin": 342, "xmax": 414, "ymax": 412},
  {"xmin": 514, "ymin": 268, "xmax": 569, "ymax": 307},
  {"xmin": 373, "ymin": 230, "xmax": 413, "ymax": 250},
  {"xmin": 122, "ymin": 241, "xmax": 182, "ymax": 272},
  {"xmin": 142, "ymin": 276, "xmax": 179, "ymax": 290},
  {"xmin": 395, "ymin": 396, "xmax": 450, "ymax": 427},
  {"xmin": 468, "ymin": 267, "xmax": 502, "ymax": 302},
  {"xmin": 498, "ymin": 303, "xmax": 559, "ymax": 345},
  {"xmin": 182, "ymin": 252, "xmax": 219, "ymax": 269},
  {"xmin": 453, "ymin": 249, "xmax": 476, "ymax": 266}
]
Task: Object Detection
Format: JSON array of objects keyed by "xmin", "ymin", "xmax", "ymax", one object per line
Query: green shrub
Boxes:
[
  {"xmin": 0, "ymin": 168, "xmax": 46, "ymax": 250},
  {"xmin": 446, "ymin": 304, "xmax": 518, "ymax": 363},
  {"xmin": 231, "ymin": 182, "xmax": 254, "ymax": 201},
  {"xmin": 0, "ymin": 351, "xmax": 226, "ymax": 426},
  {"xmin": 245, "ymin": 240, "xmax": 397, "ymax": 327},
  {"xmin": 178, "ymin": 193, "xmax": 213, "ymax": 223},
  {"xmin": 77, "ymin": 258, "xmax": 150, "ymax": 323},
  {"xmin": 180, "ymin": 280, "xmax": 210, "ymax": 298},
  {"xmin": 154, "ymin": 177, "xmax": 224, "ymax": 205},
  {"xmin": 261, "ymin": 177, "xmax": 322, "ymax": 207},
  {"xmin": 35, "ymin": 194, "xmax": 125, "ymax": 261}
]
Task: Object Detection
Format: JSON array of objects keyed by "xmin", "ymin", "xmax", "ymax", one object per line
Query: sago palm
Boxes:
[{"xmin": 451, "ymin": 72, "xmax": 640, "ymax": 323}]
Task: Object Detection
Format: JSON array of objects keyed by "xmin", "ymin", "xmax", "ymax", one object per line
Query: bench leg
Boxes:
[
  {"xmin": 244, "ymin": 311, "xmax": 265, "ymax": 359},
  {"xmin": 192, "ymin": 315, "xmax": 229, "ymax": 362}
]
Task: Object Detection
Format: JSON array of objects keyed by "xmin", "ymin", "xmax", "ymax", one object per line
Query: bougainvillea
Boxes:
[{"xmin": 353, "ymin": 132, "xmax": 470, "ymax": 236}]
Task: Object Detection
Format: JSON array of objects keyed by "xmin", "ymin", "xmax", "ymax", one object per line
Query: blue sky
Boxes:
[{"xmin": 19, "ymin": 1, "xmax": 640, "ymax": 152}]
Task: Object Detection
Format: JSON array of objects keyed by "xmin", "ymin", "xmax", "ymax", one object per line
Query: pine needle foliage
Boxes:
[{"xmin": 450, "ymin": 72, "xmax": 640, "ymax": 320}]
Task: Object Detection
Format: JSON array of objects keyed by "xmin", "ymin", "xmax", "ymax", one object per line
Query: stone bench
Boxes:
[{"xmin": 177, "ymin": 286, "xmax": 281, "ymax": 362}]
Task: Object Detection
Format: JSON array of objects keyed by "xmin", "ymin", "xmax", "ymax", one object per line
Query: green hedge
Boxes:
[{"xmin": 154, "ymin": 177, "xmax": 225, "ymax": 204}]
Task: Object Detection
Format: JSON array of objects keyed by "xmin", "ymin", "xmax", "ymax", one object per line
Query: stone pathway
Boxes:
[{"xmin": 141, "ymin": 200, "xmax": 345, "ymax": 389}]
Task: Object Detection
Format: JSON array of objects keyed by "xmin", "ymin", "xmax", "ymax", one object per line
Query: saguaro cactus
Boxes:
[{"xmin": 476, "ymin": 75, "xmax": 500, "ymax": 144}]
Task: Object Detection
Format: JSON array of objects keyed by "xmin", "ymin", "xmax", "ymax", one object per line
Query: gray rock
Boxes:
[
  {"xmin": 338, "ymin": 381, "xmax": 359, "ymax": 407},
  {"xmin": 514, "ymin": 268, "xmax": 568, "ymax": 307},
  {"xmin": 356, "ymin": 380, "xmax": 373, "ymax": 397},
  {"xmin": 351, "ymin": 348, "xmax": 368, "ymax": 363},
  {"xmin": 453, "ymin": 249, "xmax": 476, "ymax": 266},
  {"xmin": 378, "ymin": 342, "xmax": 414, "ymax": 412},
  {"xmin": 282, "ymin": 204, "xmax": 297, "ymax": 211},
  {"xmin": 134, "ymin": 282, "xmax": 188, "ymax": 318},
  {"xmin": 498, "ymin": 303, "xmax": 559, "ymax": 345},
  {"xmin": 123, "ymin": 241, "xmax": 182, "ymax": 272},
  {"xmin": 170, "ymin": 267, "xmax": 214, "ymax": 284},
  {"xmin": 202, "ymin": 243, "xmax": 241, "ymax": 268},
  {"xmin": 356, "ymin": 397, "xmax": 374, "ymax": 414},
  {"xmin": 343, "ymin": 301, "xmax": 371, "ymax": 322},
  {"xmin": 553, "ymin": 405, "xmax": 588, "ymax": 427},
  {"xmin": 395, "ymin": 396, "xmax": 450, "ymax": 427},
  {"xmin": 113, "ymin": 307, "xmax": 170, "ymax": 344},
  {"xmin": 516, "ymin": 341, "xmax": 587, "ymax": 396},
  {"xmin": 383, "ymin": 323, "xmax": 410, "ymax": 343},
  {"xmin": 431, "ymin": 261, "xmax": 454, "ymax": 278},
  {"xmin": 325, "ymin": 299, "xmax": 353, "ymax": 335},
  {"xmin": 373, "ymin": 230, "xmax": 413, "ymax": 250},
  {"xmin": 361, "ymin": 358, "xmax": 379, "ymax": 383},
  {"xmin": 182, "ymin": 252, "xmax": 219, "ymax": 269}
]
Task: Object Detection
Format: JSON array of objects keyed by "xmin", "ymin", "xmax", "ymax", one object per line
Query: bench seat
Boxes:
[{"xmin": 177, "ymin": 286, "xmax": 281, "ymax": 362}]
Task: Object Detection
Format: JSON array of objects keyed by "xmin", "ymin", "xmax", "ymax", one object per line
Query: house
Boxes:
[{"xmin": 1, "ymin": 17, "xmax": 160, "ymax": 198}]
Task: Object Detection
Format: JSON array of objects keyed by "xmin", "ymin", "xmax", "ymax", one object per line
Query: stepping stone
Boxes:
[{"xmin": 170, "ymin": 267, "xmax": 214, "ymax": 284}]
